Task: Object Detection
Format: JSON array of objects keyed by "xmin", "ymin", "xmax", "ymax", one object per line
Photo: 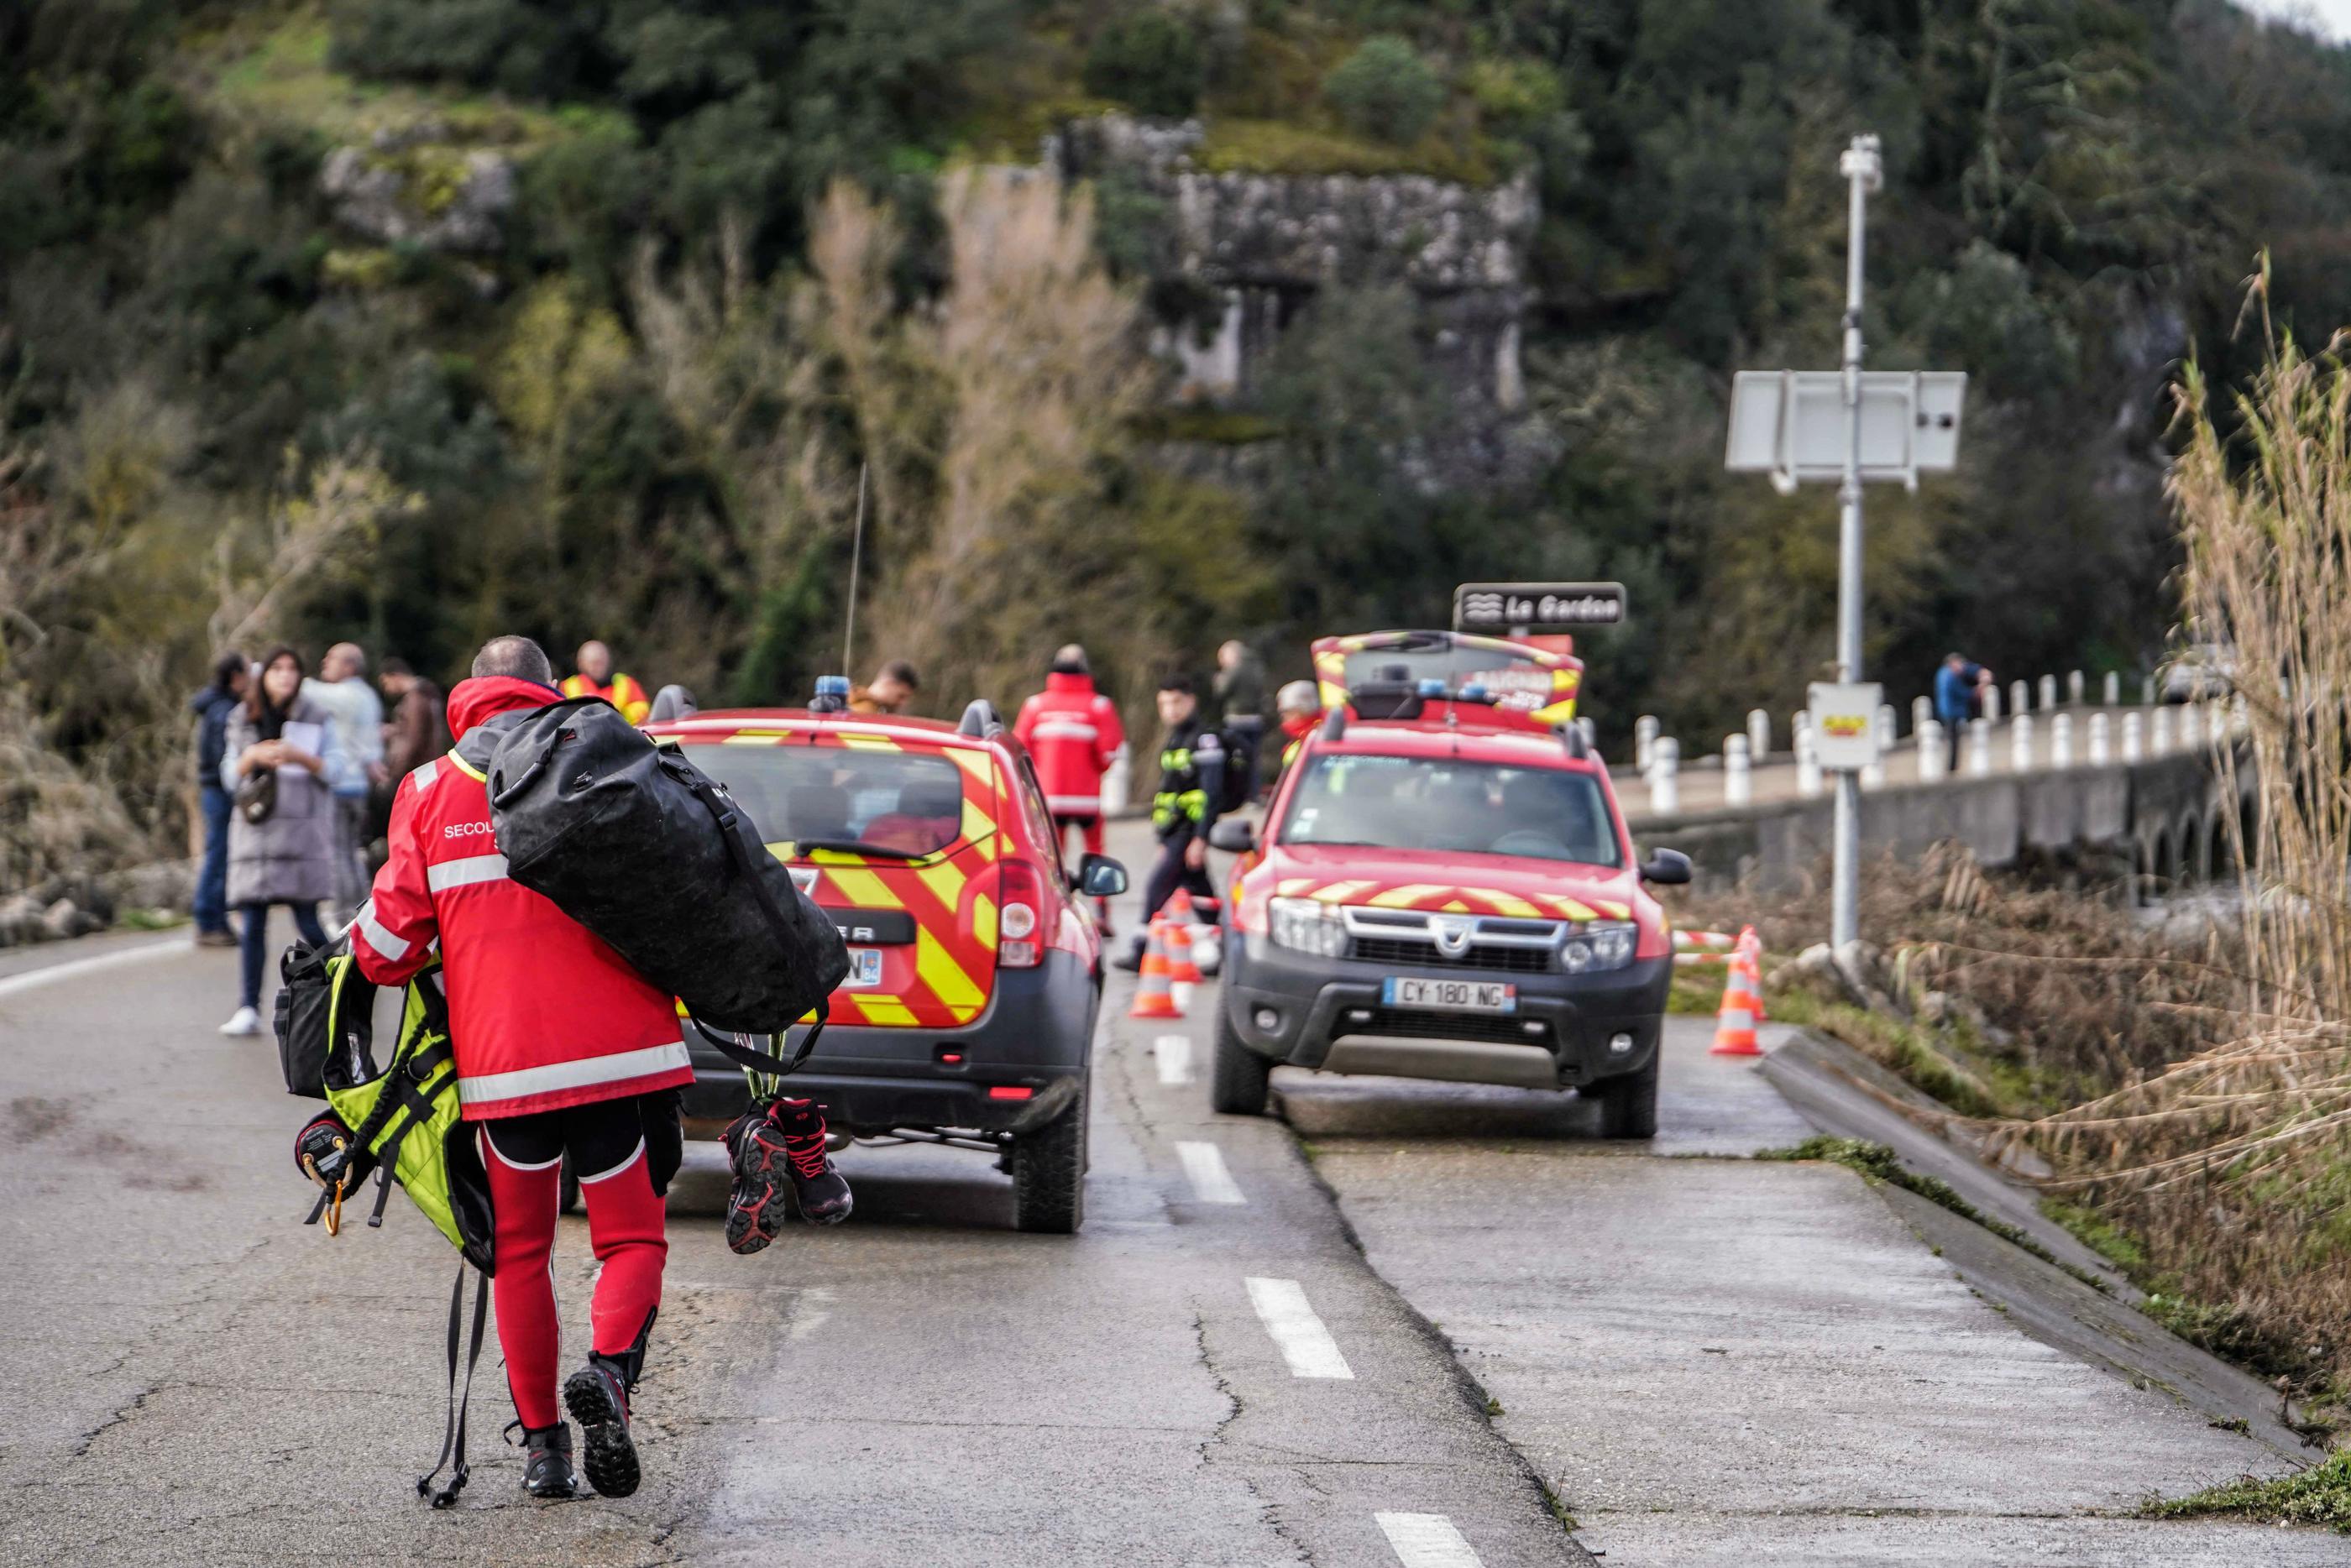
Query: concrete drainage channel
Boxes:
[{"xmin": 1275, "ymin": 1017, "xmax": 2344, "ymax": 1566}]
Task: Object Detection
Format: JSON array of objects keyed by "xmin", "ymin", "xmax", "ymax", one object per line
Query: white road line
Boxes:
[
  {"xmin": 1244, "ymin": 1276, "xmax": 1354, "ymax": 1379},
  {"xmin": 1374, "ymin": 1513, "xmax": 1484, "ymax": 1568},
  {"xmin": 0, "ymin": 937, "xmax": 191, "ymax": 1001},
  {"xmin": 1176, "ymin": 1141, "xmax": 1246, "ymax": 1205},
  {"xmin": 1155, "ymin": 1032, "xmax": 1192, "ymax": 1085}
]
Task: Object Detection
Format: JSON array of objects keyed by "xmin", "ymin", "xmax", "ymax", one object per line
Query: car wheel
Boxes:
[
  {"xmin": 1012, "ymin": 1079, "xmax": 1088, "ymax": 1234},
  {"xmin": 1594, "ymin": 1056, "xmax": 1659, "ymax": 1140},
  {"xmin": 1211, "ymin": 1005, "xmax": 1272, "ymax": 1116},
  {"xmin": 558, "ymin": 1154, "xmax": 581, "ymax": 1215}
]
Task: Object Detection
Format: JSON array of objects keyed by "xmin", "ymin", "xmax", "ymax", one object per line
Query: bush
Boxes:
[
  {"xmin": 1322, "ymin": 34, "xmax": 1444, "ymax": 145},
  {"xmin": 1082, "ymin": 9, "xmax": 1206, "ymax": 120}
]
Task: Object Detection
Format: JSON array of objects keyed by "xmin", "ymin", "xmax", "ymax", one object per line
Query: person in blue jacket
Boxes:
[{"xmin": 1934, "ymin": 651, "xmax": 1991, "ymax": 729}]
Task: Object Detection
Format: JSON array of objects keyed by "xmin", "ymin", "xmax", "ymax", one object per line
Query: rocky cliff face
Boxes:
[{"xmin": 1050, "ymin": 114, "xmax": 1541, "ymax": 485}]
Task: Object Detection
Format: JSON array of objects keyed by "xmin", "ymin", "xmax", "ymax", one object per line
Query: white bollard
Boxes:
[
  {"xmin": 1967, "ymin": 718, "xmax": 1993, "ymax": 776},
  {"xmin": 2152, "ymin": 704, "xmax": 2173, "ymax": 753},
  {"xmin": 2088, "ymin": 711, "xmax": 2110, "ymax": 766},
  {"xmin": 1877, "ymin": 703, "xmax": 1898, "ymax": 745},
  {"xmin": 1724, "ymin": 734, "xmax": 1751, "ymax": 807},
  {"xmin": 1635, "ymin": 714, "xmax": 1659, "ymax": 773},
  {"xmin": 2181, "ymin": 703, "xmax": 2202, "ymax": 750},
  {"xmin": 1918, "ymin": 718, "xmax": 1947, "ymax": 780},
  {"xmin": 2012, "ymin": 713, "xmax": 2035, "ymax": 771},
  {"xmin": 1912, "ymin": 694, "xmax": 1933, "ymax": 737},
  {"xmin": 2121, "ymin": 711, "xmax": 2143, "ymax": 763},
  {"xmin": 2038, "ymin": 673, "xmax": 2057, "ymax": 712},
  {"xmin": 1103, "ymin": 743, "xmax": 1132, "ymax": 818},
  {"xmin": 1796, "ymin": 728, "xmax": 1823, "ymax": 797},
  {"xmin": 2010, "ymin": 679, "xmax": 2030, "ymax": 716},
  {"xmin": 1981, "ymin": 682, "xmax": 2001, "ymax": 723},
  {"xmin": 2067, "ymin": 670, "xmax": 2085, "ymax": 706},
  {"xmin": 2102, "ymin": 671, "xmax": 2120, "ymax": 708},
  {"xmin": 2142, "ymin": 674, "xmax": 2157, "ymax": 707},
  {"xmin": 1747, "ymin": 708, "xmax": 1771, "ymax": 761},
  {"xmin": 1647, "ymin": 736, "xmax": 1679, "ymax": 815},
  {"xmin": 1791, "ymin": 709, "xmax": 1810, "ymax": 749},
  {"xmin": 2050, "ymin": 712, "xmax": 2072, "ymax": 768}
]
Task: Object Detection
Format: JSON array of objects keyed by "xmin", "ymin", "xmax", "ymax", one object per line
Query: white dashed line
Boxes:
[
  {"xmin": 1176, "ymin": 1141, "xmax": 1246, "ymax": 1205},
  {"xmin": 1374, "ymin": 1513, "xmax": 1484, "ymax": 1567},
  {"xmin": 1244, "ymin": 1276, "xmax": 1354, "ymax": 1379},
  {"xmin": 0, "ymin": 937, "xmax": 189, "ymax": 1001},
  {"xmin": 1154, "ymin": 1032, "xmax": 1193, "ymax": 1085}
]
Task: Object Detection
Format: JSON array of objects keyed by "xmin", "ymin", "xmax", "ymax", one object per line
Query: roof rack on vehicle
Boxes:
[
  {"xmin": 1555, "ymin": 719, "xmax": 1594, "ymax": 760},
  {"xmin": 958, "ymin": 698, "xmax": 1007, "ymax": 739},
  {"xmin": 1319, "ymin": 705, "xmax": 1348, "ymax": 741}
]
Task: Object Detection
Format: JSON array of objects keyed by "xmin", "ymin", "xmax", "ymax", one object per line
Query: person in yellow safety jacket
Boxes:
[
  {"xmin": 561, "ymin": 640, "xmax": 651, "ymax": 724},
  {"xmin": 1113, "ymin": 672, "xmax": 1224, "ymax": 971}
]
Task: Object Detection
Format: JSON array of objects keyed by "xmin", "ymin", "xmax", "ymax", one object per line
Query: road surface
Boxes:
[{"xmin": 0, "ymin": 822, "xmax": 2334, "ymax": 1565}]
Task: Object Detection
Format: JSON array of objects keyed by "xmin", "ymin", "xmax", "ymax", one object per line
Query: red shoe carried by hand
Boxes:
[{"xmin": 722, "ymin": 1097, "xmax": 852, "ymax": 1254}]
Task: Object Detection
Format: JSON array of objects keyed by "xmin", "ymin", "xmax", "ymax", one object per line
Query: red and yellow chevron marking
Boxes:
[{"xmin": 1267, "ymin": 878, "xmax": 1622, "ymax": 923}]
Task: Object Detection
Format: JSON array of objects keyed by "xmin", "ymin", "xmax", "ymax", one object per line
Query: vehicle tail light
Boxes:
[
  {"xmin": 987, "ymin": 1085, "xmax": 1034, "ymax": 1100},
  {"xmin": 997, "ymin": 860, "xmax": 1044, "ymax": 969}
]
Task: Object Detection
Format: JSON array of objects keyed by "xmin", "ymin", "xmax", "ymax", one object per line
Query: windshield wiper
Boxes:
[{"xmin": 789, "ymin": 838, "xmax": 927, "ymax": 860}]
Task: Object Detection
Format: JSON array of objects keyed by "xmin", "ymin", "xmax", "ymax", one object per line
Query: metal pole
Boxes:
[
  {"xmin": 1831, "ymin": 134, "xmax": 1880, "ymax": 951},
  {"xmin": 842, "ymin": 463, "xmax": 869, "ymax": 676}
]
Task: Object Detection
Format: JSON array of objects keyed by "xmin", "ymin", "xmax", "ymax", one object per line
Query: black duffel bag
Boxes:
[{"xmin": 484, "ymin": 698, "xmax": 848, "ymax": 1071}]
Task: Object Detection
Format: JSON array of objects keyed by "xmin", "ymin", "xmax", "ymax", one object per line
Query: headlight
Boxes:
[
  {"xmin": 1560, "ymin": 921, "xmax": 1636, "ymax": 973},
  {"xmin": 1269, "ymin": 896, "xmax": 1348, "ymax": 958}
]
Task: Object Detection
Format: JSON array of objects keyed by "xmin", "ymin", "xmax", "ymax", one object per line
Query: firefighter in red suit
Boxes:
[
  {"xmin": 351, "ymin": 635, "xmax": 688, "ymax": 1503},
  {"xmin": 1013, "ymin": 645, "xmax": 1127, "ymax": 933}
]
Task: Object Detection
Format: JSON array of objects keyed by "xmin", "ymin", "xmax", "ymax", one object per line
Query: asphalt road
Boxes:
[{"xmin": 3, "ymin": 823, "xmax": 2342, "ymax": 1565}]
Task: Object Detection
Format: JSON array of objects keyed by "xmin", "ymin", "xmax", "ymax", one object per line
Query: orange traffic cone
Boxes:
[
  {"xmin": 1736, "ymin": 926, "xmax": 1766, "ymax": 1022},
  {"xmin": 1710, "ymin": 925, "xmax": 1762, "ymax": 1056},
  {"xmin": 1165, "ymin": 888, "xmax": 1196, "ymax": 924},
  {"xmin": 1128, "ymin": 915, "xmax": 1183, "ymax": 1019}
]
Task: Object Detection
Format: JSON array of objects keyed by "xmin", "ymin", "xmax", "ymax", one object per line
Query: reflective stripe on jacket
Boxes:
[
  {"xmin": 560, "ymin": 671, "xmax": 651, "ymax": 724},
  {"xmin": 1013, "ymin": 672, "xmax": 1126, "ymax": 818},
  {"xmin": 350, "ymin": 676, "xmax": 690, "ymax": 1120},
  {"xmin": 1149, "ymin": 721, "xmax": 1223, "ymax": 837}
]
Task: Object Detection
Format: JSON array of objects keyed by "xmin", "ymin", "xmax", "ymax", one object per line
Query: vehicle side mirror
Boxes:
[
  {"xmin": 1207, "ymin": 818, "xmax": 1256, "ymax": 854},
  {"xmin": 1639, "ymin": 848, "xmax": 1693, "ymax": 886},
  {"xmin": 1078, "ymin": 854, "xmax": 1128, "ymax": 898}
]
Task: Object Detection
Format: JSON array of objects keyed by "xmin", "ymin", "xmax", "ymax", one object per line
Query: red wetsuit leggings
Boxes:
[{"xmin": 480, "ymin": 1093, "xmax": 677, "ymax": 1429}]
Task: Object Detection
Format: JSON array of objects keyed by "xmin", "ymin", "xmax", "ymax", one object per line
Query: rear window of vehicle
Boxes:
[
  {"xmin": 689, "ymin": 743, "xmax": 971, "ymax": 858},
  {"xmin": 1338, "ymin": 643, "xmax": 1559, "ymax": 712},
  {"xmin": 1279, "ymin": 752, "xmax": 1621, "ymax": 868}
]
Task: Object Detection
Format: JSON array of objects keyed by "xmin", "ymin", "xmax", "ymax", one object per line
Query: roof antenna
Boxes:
[{"xmin": 841, "ymin": 462, "xmax": 868, "ymax": 677}]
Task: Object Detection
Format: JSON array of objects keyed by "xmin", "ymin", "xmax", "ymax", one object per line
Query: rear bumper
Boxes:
[
  {"xmin": 1222, "ymin": 936, "xmax": 1669, "ymax": 1090},
  {"xmin": 681, "ymin": 951, "xmax": 1098, "ymax": 1137}
]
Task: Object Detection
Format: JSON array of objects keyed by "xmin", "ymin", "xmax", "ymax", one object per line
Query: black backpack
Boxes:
[{"xmin": 484, "ymin": 698, "xmax": 849, "ymax": 1072}]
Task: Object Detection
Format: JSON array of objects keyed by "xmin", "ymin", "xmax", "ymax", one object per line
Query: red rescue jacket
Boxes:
[
  {"xmin": 351, "ymin": 676, "xmax": 691, "ymax": 1120},
  {"xmin": 1014, "ymin": 672, "xmax": 1125, "ymax": 818}
]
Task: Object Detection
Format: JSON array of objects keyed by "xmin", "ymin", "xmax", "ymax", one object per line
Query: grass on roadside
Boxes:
[{"xmin": 2141, "ymin": 1452, "xmax": 2351, "ymax": 1532}]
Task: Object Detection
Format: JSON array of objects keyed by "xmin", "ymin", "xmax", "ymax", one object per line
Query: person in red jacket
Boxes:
[
  {"xmin": 350, "ymin": 635, "xmax": 693, "ymax": 1503},
  {"xmin": 1013, "ymin": 645, "xmax": 1127, "ymax": 932}
]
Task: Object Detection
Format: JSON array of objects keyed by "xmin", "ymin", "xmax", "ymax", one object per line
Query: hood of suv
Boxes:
[{"xmin": 1260, "ymin": 842, "xmax": 1636, "ymax": 923}]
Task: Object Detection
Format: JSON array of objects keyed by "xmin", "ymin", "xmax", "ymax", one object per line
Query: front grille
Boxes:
[
  {"xmin": 1347, "ymin": 1008, "xmax": 1552, "ymax": 1045},
  {"xmin": 1347, "ymin": 936, "xmax": 1555, "ymax": 973}
]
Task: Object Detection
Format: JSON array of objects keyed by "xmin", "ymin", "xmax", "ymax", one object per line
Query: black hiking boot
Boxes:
[
  {"xmin": 1109, "ymin": 940, "xmax": 1144, "ymax": 973},
  {"xmin": 562, "ymin": 1357, "xmax": 640, "ymax": 1498},
  {"xmin": 515, "ymin": 1421, "xmax": 578, "ymax": 1499},
  {"xmin": 782, "ymin": 1119, "xmax": 853, "ymax": 1226}
]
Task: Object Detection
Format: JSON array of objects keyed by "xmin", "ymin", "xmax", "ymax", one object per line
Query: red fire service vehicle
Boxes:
[
  {"xmin": 1207, "ymin": 692, "xmax": 1689, "ymax": 1136},
  {"xmin": 641, "ymin": 691, "xmax": 1127, "ymax": 1231}
]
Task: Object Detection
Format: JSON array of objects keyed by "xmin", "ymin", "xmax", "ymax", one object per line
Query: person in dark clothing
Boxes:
[
  {"xmin": 1213, "ymin": 640, "xmax": 1267, "ymax": 802},
  {"xmin": 1113, "ymin": 673, "xmax": 1224, "ymax": 970},
  {"xmin": 188, "ymin": 651, "xmax": 250, "ymax": 948}
]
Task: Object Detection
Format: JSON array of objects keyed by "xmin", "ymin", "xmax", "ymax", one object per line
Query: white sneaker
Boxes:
[{"xmin": 219, "ymin": 1006, "xmax": 262, "ymax": 1037}]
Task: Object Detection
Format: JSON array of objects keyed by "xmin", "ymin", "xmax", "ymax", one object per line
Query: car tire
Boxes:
[
  {"xmin": 1211, "ymin": 1006, "xmax": 1273, "ymax": 1116},
  {"xmin": 1012, "ymin": 1079, "xmax": 1088, "ymax": 1235},
  {"xmin": 558, "ymin": 1155, "xmax": 581, "ymax": 1215},
  {"xmin": 1594, "ymin": 1057, "xmax": 1659, "ymax": 1140}
]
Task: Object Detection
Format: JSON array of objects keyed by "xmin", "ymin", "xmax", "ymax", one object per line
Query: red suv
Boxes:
[
  {"xmin": 641, "ymin": 698, "xmax": 1127, "ymax": 1231},
  {"xmin": 1209, "ymin": 708, "xmax": 1689, "ymax": 1136}
]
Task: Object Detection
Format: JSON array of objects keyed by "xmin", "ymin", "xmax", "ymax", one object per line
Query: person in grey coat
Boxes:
[{"xmin": 218, "ymin": 645, "xmax": 351, "ymax": 1036}]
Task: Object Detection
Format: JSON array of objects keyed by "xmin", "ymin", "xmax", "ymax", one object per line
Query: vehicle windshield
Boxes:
[
  {"xmin": 688, "ymin": 743, "xmax": 971, "ymax": 858},
  {"xmin": 1338, "ymin": 641, "xmax": 1561, "ymax": 712},
  {"xmin": 1279, "ymin": 752, "xmax": 1621, "ymax": 867}
]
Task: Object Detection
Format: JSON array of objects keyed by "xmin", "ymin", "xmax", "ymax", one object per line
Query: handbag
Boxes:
[{"xmin": 236, "ymin": 767, "xmax": 278, "ymax": 824}]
